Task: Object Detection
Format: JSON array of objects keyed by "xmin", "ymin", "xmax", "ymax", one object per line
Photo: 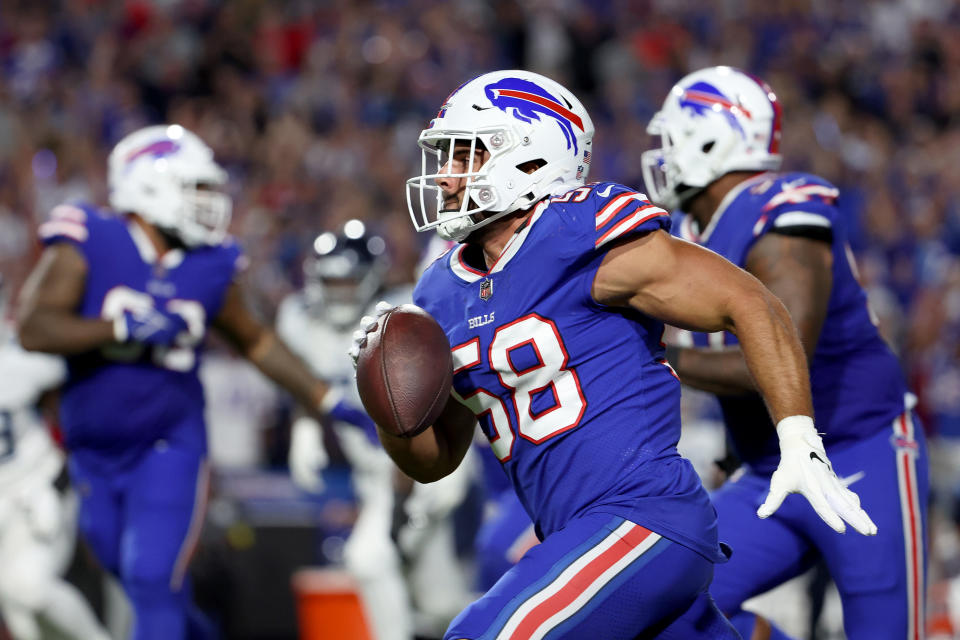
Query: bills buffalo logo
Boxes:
[
  {"xmin": 430, "ymin": 76, "xmax": 477, "ymax": 127},
  {"xmin": 479, "ymin": 278, "xmax": 493, "ymax": 301},
  {"xmin": 891, "ymin": 433, "xmax": 919, "ymax": 456},
  {"xmin": 125, "ymin": 139, "xmax": 182, "ymax": 165},
  {"xmin": 484, "ymin": 78, "xmax": 584, "ymax": 155},
  {"xmin": 678, "ymin": 81, "xmax": 750, "ymax": 140}
]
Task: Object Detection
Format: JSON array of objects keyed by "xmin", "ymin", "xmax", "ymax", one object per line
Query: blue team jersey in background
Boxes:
[
  {"xmin": 673, "ymin": 172, "xmax": 908, "ymax": 475},
  {"xmin": 39, "ymin": 203, "xmax": 243, "ymax": 468},
  {"xmin": 415, "ymin": 182, "xmax": 726, "ymax": 563}
]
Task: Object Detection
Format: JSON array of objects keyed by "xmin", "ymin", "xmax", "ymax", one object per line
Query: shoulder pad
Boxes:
[
  {"xmin": 38, "ymin": 204, "xmax": 93, "ymax": 245},
  {"xmin": 552, "ymin": 182, "xmax": 670, "ymax": 249},
  {"xmin": 758, "ymin": 174, "xmax": 839, "ymax": 213}
]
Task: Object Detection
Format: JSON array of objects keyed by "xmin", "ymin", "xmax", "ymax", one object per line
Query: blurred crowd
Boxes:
[{"xmin": 4, "ymin": 0, "xmax": 960, "ymax": 633}]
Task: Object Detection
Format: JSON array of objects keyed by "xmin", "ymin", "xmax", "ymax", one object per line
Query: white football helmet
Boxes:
[
  {"xmin": 108, "ymin": 124, "xmax": 231, "ymax": 247},
  {"xmin": 407, "ymin": 70, "xmax": 595, "ymax": 242},
  {"xmin": 641, "ymin": 66, "xmax": 783, "ymax": 210}
]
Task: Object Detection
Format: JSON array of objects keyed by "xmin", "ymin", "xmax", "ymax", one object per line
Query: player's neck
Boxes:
[
  {"xmin": 687, "ymin": 172, "xmax": 754, "ymax": 230},
  {"xmin": 475, "ymin": 209, "xmax": 534, "ymax": 269},
  {"xmin": 129, "ymin": 214, "xmax": 174, "ymax": 257}
]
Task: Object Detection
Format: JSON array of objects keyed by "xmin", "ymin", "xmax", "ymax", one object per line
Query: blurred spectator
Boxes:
[{"xmin": 4, "ymin": 1, "xmax": 960, "ymax": 636}]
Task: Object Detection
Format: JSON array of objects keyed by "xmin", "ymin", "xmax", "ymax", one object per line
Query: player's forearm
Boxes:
[
  {"xmin": 244, "ymin": 330, "xmax": 329, "ymax": 415},
  {"xmin": 378, "ymin": 396, "xmax": 474, "ymax": 483},
  {"xmin": 729, "ymin": 287, "xmax": 814, "ymax": 423},
  {"xmin": 18, "ymin": 309, "xmax": 116, "ymax": 355},
  {"xmin": 668, "ymin": 345, "xmax": 757, "ymax": 395}
]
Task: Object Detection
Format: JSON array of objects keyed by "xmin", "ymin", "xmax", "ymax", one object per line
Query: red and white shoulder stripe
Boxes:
[
  {"xmin": 38, "ymin": 204, "xmax": 89, "ymax": 243},
  {"xmin": 594, "ymin": 189, "xmax": 668, "ymax": 249}
]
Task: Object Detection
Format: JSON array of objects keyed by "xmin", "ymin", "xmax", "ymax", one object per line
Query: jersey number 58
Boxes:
[{"xmin": 451, "ymin": 314, "xmax": 586, "ymax": 462}]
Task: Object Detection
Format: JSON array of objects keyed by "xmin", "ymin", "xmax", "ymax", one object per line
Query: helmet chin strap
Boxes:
[
  {"xmin": 437, "ymin": 215, "xmax": 476, "ymax": 242},
  {"xmin": 676, "ymin": 183, "xmax": 706, "ymax": 210}
]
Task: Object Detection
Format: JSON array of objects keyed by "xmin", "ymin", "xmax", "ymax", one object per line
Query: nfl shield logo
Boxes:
[{"xmin": 479, "ymin": 278, "xmax": 493, "ymax": 301}]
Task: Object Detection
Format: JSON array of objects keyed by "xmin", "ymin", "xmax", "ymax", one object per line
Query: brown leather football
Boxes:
[{"xmin": 355, "ymin": 304, "xmax": 453, "ymax": 438}]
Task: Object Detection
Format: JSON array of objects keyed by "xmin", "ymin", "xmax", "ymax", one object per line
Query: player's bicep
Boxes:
[
  {"xmin": 592, "ymin": 229, "xmax": 769, "ymax": 333},
  {"xmin": 17, "ymin": 244, "xmax": 88, "ymax": 323},
  {"xmin": 745, "ymin": 233, "xmax": 833, "ymax": 360}
]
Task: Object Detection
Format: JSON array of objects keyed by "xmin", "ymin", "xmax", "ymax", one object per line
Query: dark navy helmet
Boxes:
[{"xmin": 303, "ymin": 219, "xmax": 387, "ymax": 328}]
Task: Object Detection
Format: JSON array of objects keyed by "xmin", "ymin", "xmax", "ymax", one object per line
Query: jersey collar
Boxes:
[
  {"xmin": 448, "ymin": 200, "xmax": 548, "ymax": 283},
  {"xmin": 127, "ymin": 220, "xmax": 185, "ymax": 269},
  {"xmin": 691, "ymin": 172, "xmax": 773, "ymax": 244}
]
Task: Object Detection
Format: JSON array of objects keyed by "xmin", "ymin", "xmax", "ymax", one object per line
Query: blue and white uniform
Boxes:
[
  {"xmin": 674, "ymin": 172, "xmax": 929, "ymax": 640},
  {"xmin": 38, "ymin": 202, "xmax": 242, "ymax": 640},
  {"xmin": 416, "ymin": 183, "xmax": 738, "ymax": 639}
]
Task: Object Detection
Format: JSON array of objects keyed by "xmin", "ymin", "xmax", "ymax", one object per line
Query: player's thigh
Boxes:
[
  {"xmin": 814, "ymin": 417, "xmax": 929, "ymax": 640},
  {"xmin": 709, "ymin": 471, "xmax": 815, "ymax": 613},
  {"xmin": 68, "ymin": 456, "xmax": 123, "ymax": 573},
  {"xmin": 121, "ymin": 442, "xmax": 209, "ymax": 588},
  {"xmin": 444, "ymin": 513, "xmax": 714, "ymax": 640}
]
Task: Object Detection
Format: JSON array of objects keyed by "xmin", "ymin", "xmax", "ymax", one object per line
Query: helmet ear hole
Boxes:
[
  {"xmin": 701, "ymin": 141, "xmax": 715, "ymax": 153},
  {"xmin": 516, "ymin": 158, "xmax": 546, "ymax": 173}
]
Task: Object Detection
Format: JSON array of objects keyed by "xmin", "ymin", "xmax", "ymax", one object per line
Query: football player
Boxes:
[
  {"xmin": 15, "ymin": 125, "xmax": 371, "ymax": 640},
  {"xmin": 351, "ymin": 69, "xmax": 875, "ymax": 639},
  {"xmin": 280, "ymin": 222, "xmax": 474, "ymax": 640},
  {"xmin": 642, "ymin": 66, "xmax": 928, "ymax": 640},
  {"xmin": 0, "ymin": 277, "xmax": 110, "ymax": 640}
]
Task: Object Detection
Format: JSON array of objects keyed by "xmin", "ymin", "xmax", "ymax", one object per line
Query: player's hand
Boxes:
[
  {"xmin": 114, "ymin": 308, "xmax": 188, "ymax": 346},
  {"xmin": 758, "ymin": 416, "xmax": 878, "ymax": 536},
  {"xmin": 329, "ymin": 397, "xmax": 379, "ymax": 444},
  {"xmin": 319, "ymin": 386, "xmax": 380, "ymax": 444},
  {"xmin": 348, "ymin": 301, "xmax": 394, "ymax": 368},
  {"xmin": 289, "ymin": 417, "xmax": 329, "ymax": 493}
]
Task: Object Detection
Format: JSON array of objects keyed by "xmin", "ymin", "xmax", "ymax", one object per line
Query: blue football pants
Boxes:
[
  {"xmin": 70, "ymin": 441, "xmax": 214, "ymax": 640},
  {"xmin": 446, "ymin": 512, "xmax": 740, "ymax": 639}
]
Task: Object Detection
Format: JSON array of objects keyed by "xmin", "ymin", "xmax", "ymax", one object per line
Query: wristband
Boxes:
[
  {"xmin": 319, "ymin": 387, "xmax": 345, "ymax": 414},
  {"xmin": 774, "ymin": 415, "xmax": 816, "ymax": 438},
  {"xmin": 113, "ymin": 314, "xmax": 129, "ymax": 342}
]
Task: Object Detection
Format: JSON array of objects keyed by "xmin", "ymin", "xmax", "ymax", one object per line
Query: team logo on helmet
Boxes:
[
  {"xmin": 124, "ymin": 139, "xmax": 182, "ymax": 166},
  {"xmin": 677, "ymin": 81, "xmax": 751, "ymax": 140},
  {"xmin": 484, "ymin": 78, "xmax": 584, "ymax": 155}
]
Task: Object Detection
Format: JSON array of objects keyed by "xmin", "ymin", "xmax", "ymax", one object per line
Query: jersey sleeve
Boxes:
[
  {"xmin": 755, "ymin": 176, "xmax": 839, "ymax": 243},
  {"xmin": 220, "ymin": 238, "xmax": 248, "ymax": 276},
  {"xmin": 38, "ymin": 204, "xmax": 93, "ymax": 248},
  {"xmin": 584, "ymin": 182, "xmax": 671, "ymax": 249}
]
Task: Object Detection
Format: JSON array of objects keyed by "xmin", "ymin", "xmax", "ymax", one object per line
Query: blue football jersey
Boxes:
[
  {"xmin": 673, "ymin": 172, "xmax": 907, "ymax": 474},
  {"xmin": 38, "ymin": 203, "xmax": 243, "ymax": 463},
  {"xmin": 415, "ymin": 182, "xmax": 726, "ymax": 563}
]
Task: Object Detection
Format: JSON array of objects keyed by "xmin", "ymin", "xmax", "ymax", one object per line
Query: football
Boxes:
[{"xmin": 355, "ymin": 304, "xmax": 453, "ymax": 438}]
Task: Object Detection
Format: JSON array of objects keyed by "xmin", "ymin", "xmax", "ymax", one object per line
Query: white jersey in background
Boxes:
[
  {"xmin": 279, "ymin": 282, "xmax": 475, "ymax": 639},
  {"xmin": 0, "ymin": 325, "xmax": 110, "ymax": 640}
]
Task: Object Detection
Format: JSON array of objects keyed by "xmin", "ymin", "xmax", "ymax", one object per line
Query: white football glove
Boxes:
[
  {"xmin": 288, "ymin": 416, "xmax": 329, "ymax": 493},
  {"xmin": 348, "ymin": 300, "xmax": 395, "ymax": 368},
  {"xmin": 757, "ymin": 416, "xmax": 877, "ymax": 536}
]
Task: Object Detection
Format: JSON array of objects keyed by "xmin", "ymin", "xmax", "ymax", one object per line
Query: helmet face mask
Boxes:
[
  {"xmin": 642, "ymin": 66, "xmax": 783, "ymax": 211},
  {"xmin": 108, "ymin": 125, "xmax": 232, "ymax": 247},
  {"xmin": 407, "ymin": 71, "xmax": 595, "ymax": 242},
  {"xmin": 303, "ymin": 221, "xmax": 386, "ymax": 329}
]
